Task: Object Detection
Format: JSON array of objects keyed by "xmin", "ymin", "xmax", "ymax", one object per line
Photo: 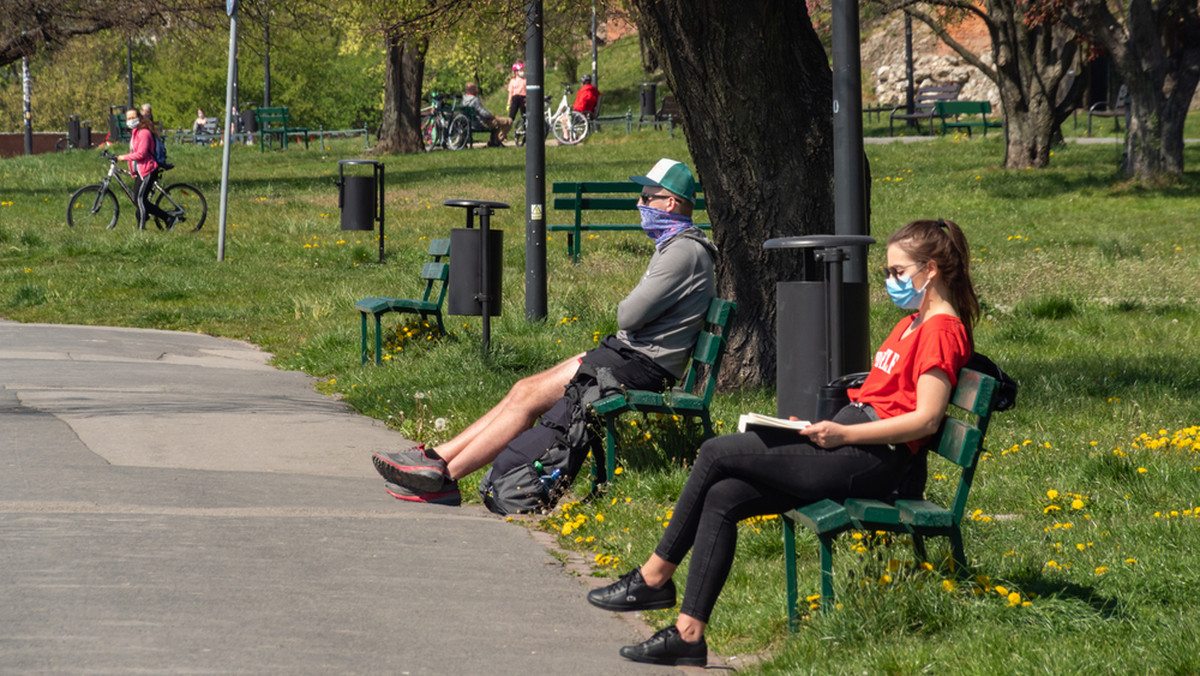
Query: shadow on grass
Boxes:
[{"xmin": 1007, "ymin": 572, "xmax": 1128, "ymax": 620}]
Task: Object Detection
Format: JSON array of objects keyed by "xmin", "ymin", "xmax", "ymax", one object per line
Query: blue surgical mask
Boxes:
[{"xmin": 885, "ymin": 271, "xmax": 929, "ymax": 310}]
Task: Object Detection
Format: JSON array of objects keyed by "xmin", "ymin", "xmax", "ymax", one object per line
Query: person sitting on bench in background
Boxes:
[
  {"xmin": 372, "ymin": 158, "xmax": 717, "ymax": 505},
  {"xmin": 585, "ymin": 218, "xmax": 978, "ymax": 668},
  {"xmin": 461, "ymin": 82, "xmax": 512, "ymax": 148}
]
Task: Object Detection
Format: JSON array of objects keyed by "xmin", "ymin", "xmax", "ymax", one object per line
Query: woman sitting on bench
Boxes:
[{"xmin": 586, "ymin": 218, "xmax": 979, "ymax": 668}]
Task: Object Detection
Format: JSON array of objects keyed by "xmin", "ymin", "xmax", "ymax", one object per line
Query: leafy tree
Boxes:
[
  {"xmin": 631, "ymin": 0, "xmax": 835, "ymax": 387},
  {"xmin": 0, "ymin": 0, "xmax": 216, "ymax": 68},
  {"xmin": 0, "ymin": 34, "xmax": 126, "ymax": 132},
  {"xmin": 1058, "ymin": 0, "xmax": 1200, "ymax": 182},
  {"xmin": 889, "ymin": 0, "xmax": 1085, "ymax": 170}
]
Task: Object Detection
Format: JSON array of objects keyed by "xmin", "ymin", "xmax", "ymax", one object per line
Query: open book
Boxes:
[{"xmin": 737, "ymin": 412, "xmax": 811, "ymax": 433}]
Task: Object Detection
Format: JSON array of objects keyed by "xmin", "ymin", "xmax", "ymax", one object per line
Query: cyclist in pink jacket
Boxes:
[{"xmin": 116, "ymin": 108, "xmax": 173, "ymax": 230}]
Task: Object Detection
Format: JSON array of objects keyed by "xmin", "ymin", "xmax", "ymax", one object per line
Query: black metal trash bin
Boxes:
[
  {"xmin": 639, "ymin": 82, "xmax": 657, "ymax": 119},
  {"xmin": 444, "ymin": 199, "xmax": 509, "ymax": 354},
  {"xmin": 448, "ymin": 228, "xmax": 503, "ymax": 317},
  {"xmin": 336, "ymin": 160, "xmax": 386, "ymax": 263},
  {"xmin": 79, "ymin": 120, "xmax": 92, "ymax": 149},
  {"xmin": 67, "ymin": 115, "xmax": 80, "ymax": 149},
  {"xmin": 765, "ymin": 235, "xmax": 875, "ymax": 420}
]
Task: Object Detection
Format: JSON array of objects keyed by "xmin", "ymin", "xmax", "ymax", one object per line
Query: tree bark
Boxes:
[
  {"xmin": 631, "ymin": 0, "xmax": 835, "ymax": 388},
  {"xmin": 907, "ymin": 0, "xmax": 1083, "ymax": 169},
  {"xmin": 1063, "ymin": 0, "xmax": 1200, "ymax": 181},
  {"xmin": 374, "ymin": 32, "xmax": 427, "ymax": 155}
]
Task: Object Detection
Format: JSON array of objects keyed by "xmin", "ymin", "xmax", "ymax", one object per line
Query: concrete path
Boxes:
[{"xmin": 0, "ymin": 321, "xmax": 697, "ymax": 675}]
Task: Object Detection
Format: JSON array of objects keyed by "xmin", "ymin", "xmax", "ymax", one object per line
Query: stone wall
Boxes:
[{"xmin": 863, "ymin": 14, "xmax": 1000, "ymax": 111}]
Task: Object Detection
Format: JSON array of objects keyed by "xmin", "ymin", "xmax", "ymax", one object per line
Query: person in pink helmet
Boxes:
[{"xmin": 506, "ymin": 62, "xmax": 527, "ymax": 122}]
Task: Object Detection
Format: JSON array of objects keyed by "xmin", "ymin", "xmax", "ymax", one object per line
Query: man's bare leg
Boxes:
[{"xmin": 436, "ymin": 353, "xmax": 585, "ymax": 479}]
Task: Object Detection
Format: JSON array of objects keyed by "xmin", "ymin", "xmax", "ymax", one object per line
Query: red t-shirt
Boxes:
[{"xmin": 850, "ymin": 313, "xmax": 970, "ymax": 452}]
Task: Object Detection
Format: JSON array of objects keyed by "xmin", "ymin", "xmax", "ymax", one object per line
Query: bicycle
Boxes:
[
  {"xmin": 422, "ymin": 93, "xmax": 472, "ymax": 152},
  {"xmin": 513, "ymin": 88, "xmax": 589, "ymax": 146},
  {"xmin": 66, "ymin": 150, "xmax": 207, "ymax": 232}
]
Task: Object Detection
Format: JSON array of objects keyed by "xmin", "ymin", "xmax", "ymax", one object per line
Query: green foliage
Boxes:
[
  {"xmin": 0, "ymin": 34, "xmax": 128, "ymax": 133},
  {"xmin": 3, "ymin": 33, "xmax": 1200, "ymax": 675}
]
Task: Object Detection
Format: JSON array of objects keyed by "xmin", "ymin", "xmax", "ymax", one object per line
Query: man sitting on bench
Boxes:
[
  {"xmin": 461, "ymin": 82, "xmax": 512, "ymax": 147},
  {"xmin": 372, "ymin": 158, "xmax": 717, "ymax": 505}
]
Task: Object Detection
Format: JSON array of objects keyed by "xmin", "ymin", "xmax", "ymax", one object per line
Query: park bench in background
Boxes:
[
  {"xmin": 780, "ymin": 366, "xmax": 1001, "ymax": 625},
  {"xmin": 549, "ymin": 181, "xmax": 709, "ymax": 264},
  {"xmin": 354, "ymin": 238, "xmax": 450, "ymax": 365},
  {"xmin": 1087, "ymin": 84, "xmax": 1128, "ymax": 137},
  {"xmin": 254, "ymin": 106, "xmax": 309, "ymax": 151},
  {"xmin": 589, "ymin": 298, "xmax": 736, "ymax": 487},
  {"xmin": 934, "ymin": 100, "xmax": 1003, "ymax": 137},
  {"xmin": 889, "ymin": 83, "xmax": 963, "ymax": 136}
]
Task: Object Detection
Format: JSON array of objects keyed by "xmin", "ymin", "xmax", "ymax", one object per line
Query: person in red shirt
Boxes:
[
  {"xmin": 586, "ymin": 219, "xmax": 979, "ymax": 668},
  {"xmin": 572, "ymin": 74, "xmax": 600, "ymax": 118},
  {"xmin": 116, "ymin": 108, "xmax": 174, "ymax": 230}
]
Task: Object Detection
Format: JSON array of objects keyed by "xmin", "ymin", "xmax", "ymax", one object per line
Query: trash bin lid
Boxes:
[
  {"xmin": 763, "ymin": 235, "xmax": 875, "ymax": 250},
  {"xmin": 443, "ymin": 199, "xmax": 510, "ymax": 210}
]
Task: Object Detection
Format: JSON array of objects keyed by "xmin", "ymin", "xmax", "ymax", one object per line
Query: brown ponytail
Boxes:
[{"xmin": 887, "ymin": 219, "xmax": 979, "ymax": 346}]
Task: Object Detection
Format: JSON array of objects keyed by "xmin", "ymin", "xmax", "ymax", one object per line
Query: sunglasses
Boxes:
[
  {"xmin": 640, "ymin": 192, "xmax": 671, "ymax": 205},
  {"xmin": 882, "ymin": 261, "xmax": 925, "ymax": 280}
]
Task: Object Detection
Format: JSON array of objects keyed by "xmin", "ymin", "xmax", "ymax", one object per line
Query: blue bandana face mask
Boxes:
[
  {"xmin": 637, "ymin": 204, "xmax": 692, "ymax": 249},
  {"xmin": 885, "ymin": 269, "xmax": 929, "ymax": 310}
]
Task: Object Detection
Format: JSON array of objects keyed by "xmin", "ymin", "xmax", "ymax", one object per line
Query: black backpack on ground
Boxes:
[{"xmin": 478, "ymin": 363, "xmax": 622, "ymax": 516}]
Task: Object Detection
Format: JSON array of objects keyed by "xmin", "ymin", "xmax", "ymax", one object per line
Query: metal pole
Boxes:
[
  {"xmin": 591, "ymin": 1, "xmax": 598, "ymax": 88},
  {"xmin": 126, "ymin": 41, "xmax": 134, "ymax": 110},
  {"xmin": 831, "ymin": 0, "xmax": 866, "ymax": 281},
  {"xmin": 21, "ymin": 56, "xmax": 32, "ymax": 156},
  {"xmin": 832, "ymin": 0, "xmax": 869, "ymax": 375},
  {"xmin": 480, "ymin": 206, "xmax": 492, "ymax": 354},
  {"xmin": 377, "ymin": 163, "xmax": 385, "ymax": 264},
  {"xmin": 524, "ymin": 0, "xmax": 547, "ymax": 322},
  {"xmin": 263, "ymin": 3, "xmax": 271, "ymax": 107},
  {"xmin": 218, "ymin": 2, "xmax": 240, "ymax": 262},
  {"xmin": 904, "ymin": 13, "xmax": 915, "ymax": 120}
]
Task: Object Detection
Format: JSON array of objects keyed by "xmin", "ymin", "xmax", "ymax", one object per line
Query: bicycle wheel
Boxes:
[
  {"xmin": 554, "ymin": 110, "xmax": 590, "ymax": 145},
  {"xmin": 154, "ymin": 183, "xmax": 208, "ymax": 232},
  {"xmin": 421, "ymin": 115, "xmax": 440, "ymax": 151},
  {"xmin": 66, "ymin": 184, "xmax": 119, "ymax": 229},
  {"xmin": 447, "ymin": 114, "xmax": 471, "ymax": 151},
  {"xmin": 55, "ymin": 137, "xmax": 70, "ymax": 152},
  {"xmin": 513, "ymin": 116, "xmax": 526, "ymax": 147}
]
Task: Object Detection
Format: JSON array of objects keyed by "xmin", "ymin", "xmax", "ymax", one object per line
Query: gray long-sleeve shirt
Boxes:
[{"xmin": 615, "ymin": 228, "xmax": 717, "ymax": 379}]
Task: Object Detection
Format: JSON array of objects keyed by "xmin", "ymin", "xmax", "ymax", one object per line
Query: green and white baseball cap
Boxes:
[{"xmin": 631, "ymin": 158, "xmax": 696, "ymax": 204}]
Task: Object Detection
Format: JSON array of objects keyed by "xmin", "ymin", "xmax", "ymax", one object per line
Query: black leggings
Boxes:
[
  {"xmin": 654, "ymin": 407, "xmax": 911, "ymax": 622},
  {"xmin": 134, "ymin": 170, "xmax": 172, "ymax": 230}
]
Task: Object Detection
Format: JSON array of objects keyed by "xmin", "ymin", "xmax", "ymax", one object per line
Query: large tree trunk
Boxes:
[
  {"xmin": 1065, "ymin": 0, "xmax": 1200, "ymax": 182},
  {"xmin": 632, "ymin": 0, "xmax": 835, "ymax": 388},
  {"xmin": 375, "ymin": 32, "xmax": 426, "ymax": 155},
  {"xmin": 909, "ymin": 0, "xmax": 1082, "ymax": 169}
]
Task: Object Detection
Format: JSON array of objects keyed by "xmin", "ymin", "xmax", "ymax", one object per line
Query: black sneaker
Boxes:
[
  {"xmin": 619, "ymin": 626, "xmax": 707, "ymax": 667},
  {"xmin": 384, "ymin": 480, "xmax": 461, "ymax": 506},
  {"xmin": 372, "ymin": 447, "xmax": 448, "ymax": 494},
  {"xmin": 587, "ymin": 568, "xmax": 676, "ymax": 612}
]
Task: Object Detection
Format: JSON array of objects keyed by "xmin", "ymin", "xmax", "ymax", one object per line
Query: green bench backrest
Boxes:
[
  {"xmin": 679, "ymin": 298, "xmax": 737, "ymax": 401},
  {"xmin": 423, "ymin": 238, "xmax": 451, "ymax": 304},
  {"xmin": 933, "ymin": 367, "xmax": 999, "ymax": 521},
  {"xmin": 934, "ymin": 100, "xmax": 992, "ymax": 116},
  {"xmin": 551, "ymin": 181, "xmax": 708, "ymax": 213}
]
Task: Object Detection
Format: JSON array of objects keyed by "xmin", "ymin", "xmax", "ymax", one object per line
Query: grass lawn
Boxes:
[{"xmin": 3, "ymin": 126, "xmax": 1199, "ymax": 673}]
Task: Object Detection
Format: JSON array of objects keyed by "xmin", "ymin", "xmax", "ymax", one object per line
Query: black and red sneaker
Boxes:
[
  {"xmin": 372, "ymin": 447, "xmax": 448, "ymax": 493},
  {"xmin": 384, "ymin": 480, "xmax": 461, "ymax": 506}
]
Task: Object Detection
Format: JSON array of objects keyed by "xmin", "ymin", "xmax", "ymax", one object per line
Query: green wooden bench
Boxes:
[
  {"xmin": 934, "ymin": 100, "xmax": 1003, "ymax": 137},
  {"xmin": 354, "ymin": 238, "xmax": 450, "ymax": 365},
  {"xmin": 589, "ymin": 297, "xmax": 736, "ymax": 486},
  {"xmin": 254, "ymin": 106, "xmax": 309, "ymax": 152},
  {"xmin": 781, "ymin": 366, "xmax": 1001, "ymax": 626},
  {"xmin": 889, "ymin": 83, "xmax": 962, "ymax": 136},
  {"xmin": 550, "ymin": 181, "xmax": 710, "ymax": 264}
]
